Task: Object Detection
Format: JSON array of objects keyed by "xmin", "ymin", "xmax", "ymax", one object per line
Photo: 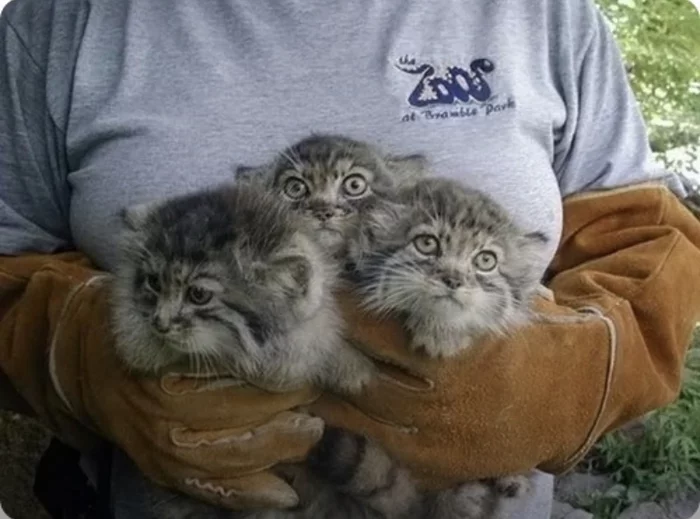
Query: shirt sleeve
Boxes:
[
  {"xmin": 0, "ymin": 9, "xmax": 72, "ymax": 255},
  {"xmin": 552, "ymin": 0, "xmax": 684, "ymax": 197}
]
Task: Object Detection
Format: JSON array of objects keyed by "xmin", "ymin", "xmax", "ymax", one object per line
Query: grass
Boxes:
[
  {"xmin": 0, "ymin": 411, "xmax": 51, "ymax": 519},
  {"xmin": 577, "ymin": 327, "xmax": 700, "ymax": 518}
]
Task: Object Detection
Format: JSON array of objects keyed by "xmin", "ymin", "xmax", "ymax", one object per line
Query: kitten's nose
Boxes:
[
  {"xmin": 308, "ymin": 202, "xmax": 351, "ymax": 221},
  {"xmin": 441, "ymin": 275, "xmax": 462, "ymax": 290},
  {"xmin": 152, "ymin": 316, "xmax": 170, "ymax": 333},
  {"xmin": 314, "ymin": 209, "xmax": 336, "ymax": 222}
]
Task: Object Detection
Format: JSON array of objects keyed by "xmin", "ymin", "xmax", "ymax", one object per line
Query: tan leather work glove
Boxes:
[
  {"xmin": 0, "ymin": 253, "xmax": 323, "ymax": 510},
  {"xmin": 311, "ymin": 182, "xmax": 700, "ymax": 491}
]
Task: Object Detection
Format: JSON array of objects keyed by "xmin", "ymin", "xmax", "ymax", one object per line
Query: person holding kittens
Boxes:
[{"xmin": 2, "ymin": 1, "xmax": 700, "ymax": 519}]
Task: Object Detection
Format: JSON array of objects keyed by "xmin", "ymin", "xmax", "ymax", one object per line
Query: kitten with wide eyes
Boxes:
[
  {"xmin": 231, "ymin": 143, "xmax": 539, "ymax": 519},
  {"xmin": 110, "ymin": 181, "xmax": 532, "ymax": 519},
  {"xmin": 348, "ymin": 177, "xmax": 550, "ymax": 358},
  {"xmin": 111, "ymin": 182, "xmax": 373, "ymax": 393},
  {"xmin": 236, "ymin": 134, "xmax": 427, "ymax": 255}
]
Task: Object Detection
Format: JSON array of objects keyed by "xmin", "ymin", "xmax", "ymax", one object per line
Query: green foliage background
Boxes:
[{"xmin": 595, "ymin": 0, "xmax": 699, "ymax": 172}]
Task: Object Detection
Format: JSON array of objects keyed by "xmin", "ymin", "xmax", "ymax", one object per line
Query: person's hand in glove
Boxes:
[
  {"xmin": 312, "ymin": 183, "xmax": 700, "ymax": 489},
  {"xmin": 0, "ymin": 252, "xmax": 323, "ymax": 510}
]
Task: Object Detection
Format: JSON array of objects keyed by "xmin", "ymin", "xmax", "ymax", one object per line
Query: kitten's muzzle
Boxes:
[
  {"xmin": 316, "ymin": 209, "xmax": 337, "ymax": 222},
  {"xmin": 152, "ymin": 316, "xmax": 170, "ymax": 334},
  {"xmin": 306, "ymin": 202, "xmax": 353, "ymax": 222},
  {"xmin": 152, "ymin": 315, "xmax": 184, "ymax": 335},
  {"xmin": 312, "ymin": 209, "xmax": 352, "ymax": 222},
  {"xmin": 440, "ymin": 274, "xmax": 463, "ymax": 290}
]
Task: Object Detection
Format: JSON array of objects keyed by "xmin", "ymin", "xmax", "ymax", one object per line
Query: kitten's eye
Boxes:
[
  {"xmin": 283, "ymin": 178, "xmax": 309, "ymax": 200},
  {"xmin": 342, "ymin": 174, "xmax": 369, "ymax": 198},
  {"xmin": 144, "ymin": 274, "xmax": 161, "ymax": 293},
  {"xmin": 412, "ymin": 234, "xmax": 440, "ymax": 256},
  {"xmin": 473, "ymin": 250, "xmax": 498, "ymax": 272},
  {"xmin": 187, "ymin": 286, "xmax": 213, "ymax": 305}
]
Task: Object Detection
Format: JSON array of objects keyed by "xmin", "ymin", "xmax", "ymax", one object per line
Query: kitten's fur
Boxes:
[
  {"xmin": 112, "ymin": 182, "xmax": 373, "ymax": 393},
  {"xmin": 112, "ymin": 140, "xmax": 539, "ymax": 519},
  {"xmin": 236, "ymin": 134, "xmax": 426, "ymax": 256},
  {"xmin": 348, "ymin": 177, "xmax": 550, "ymax": 358},
  {"xmin": 147, "ymin": 425, "xmax": 532, "ymax": 519},
  {"xmin": 109, "ymin": 181, "xmax": 421, "ymax": 519},
  {"xmin": 223, "ymin": 137, "xmax": 538, "ymax": 518}
]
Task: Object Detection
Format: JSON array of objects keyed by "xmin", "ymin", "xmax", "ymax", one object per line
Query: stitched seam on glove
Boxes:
[
  {"xmin": 184, "ymin": 478, "xmax": 244, "ymax": 498},
  {"xmin": 182, "ymin": 477, "xmax": 300, "ymax": 508},
  {"xmin": 48, "ymin": 274, "xmax": 109, "ymax": 415},
  {"xmin": 551, "ymin": 229, "xmax": 682, "ymax": 473},
  {"xmin": 159, "ymin": 373, "xmax": 248, "ymax": 395},
  {"xmin": 362, "ymin": 409, "xmax": 419, "ymax": 435},
  {"xmin": 343, "ymin": 337, "xmax": 435, "ymax": 393},
  {"xmin": 169, "ymin": 418, "xmax": 323, "ymax": 448},
  {"xmin": 559, "ymin": 305, "xmax": 618, "ymax": 471},
  {"xmin": 375, "ymin": 371, "xmax": 435, "ymax": 393},
  {"xmin": 170, "ymin": 427, "xmax": 262, "ymax": 448}
]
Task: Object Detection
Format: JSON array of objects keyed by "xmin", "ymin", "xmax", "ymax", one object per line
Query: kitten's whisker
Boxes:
[
  {"xmin": 190, "ymin": 352, "xmax": 198, "ymax": 377},
  {"xmin": 195, "ymin": 350, "xmax": 204, "ymax": 377},
  {"xmin": 193, "ymin": 346, "xmax": 203, "ymax": 378},
  {"xmin": 202, "ymin": 353, "xmax": 216, "ymax": 378},
  {"xmin": 280, "ymin": 149, "xmax": 303, "ymax": 171},
  {"xmin": 186, "ymin": 350, "xmax": 195, "ymax": 374},
  {"xmin": 202, "ymin": 351, "xmax": 218, "ymax": 379}
]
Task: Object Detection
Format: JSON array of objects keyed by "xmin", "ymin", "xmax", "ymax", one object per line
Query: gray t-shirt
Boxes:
[{"xmin": 0, "ymin": 0, "xmax": 670, "ymax": 271}]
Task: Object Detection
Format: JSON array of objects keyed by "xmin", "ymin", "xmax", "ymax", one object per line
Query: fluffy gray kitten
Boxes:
[
  {"xmin": 348, "ymin": 177, "xmax": 550, "ymax": 358},
  {"xmin": 112, "ymin": 182, "xmax": 373, "ymax": 393},
  {"xmin": 236, "ymin": 134, "xmax": 426, "ymax": 256},
  {"xmin": 111, "ymin": 137, "xmax": 540, "ymax": 519},
  {"xmin": 227, "ymin": 136, "xmax": 537, "ymax": 519},
  {"xmin": 110, "ymin": 181, "xmax": 422, "ymax": 519}
]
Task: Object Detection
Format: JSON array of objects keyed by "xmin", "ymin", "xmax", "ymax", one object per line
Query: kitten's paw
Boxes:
[
  {"xmin": 432, "ymin": 481, "xmax": 491, "ymax": 518},
  {"xmin": 410, "ymin": 332, "xmax": 469, "ymax": 359},
  {"xmin": 410, "ymin": 332, "xmax": 442, "ymax": 358},
  {"xmin": 491, "ymin": 474, "xmax": 532, "ymax": 499},
  {"xmin": 331, "ymin": 349, "xmax": 376, "ymax": 394},
  {"xmin": 335, "ymin": 364, "xmax": 375, "ymax": 394}
]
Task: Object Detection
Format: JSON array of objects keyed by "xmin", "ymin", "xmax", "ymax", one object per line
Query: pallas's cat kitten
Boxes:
[
  {"xmin": 231, "ymin": 140, "xmax": 538, "ymax": 519},
  {"xmin": 111, "ymin": 182, "xmax": 373, "ymax": 393},
  {"xmin": 109, "ymin": 180, "xmax": 525, "ymax": 519},
  {"xmin": 349, "ymin": 176, "xmax": 550, "ymax": 358},
  {"xmin": 236, "ymin": 134, "xmax": 426, "ymax": 255}
]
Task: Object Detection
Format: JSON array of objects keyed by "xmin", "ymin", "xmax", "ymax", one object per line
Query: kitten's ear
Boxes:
[
  {"xmin": 514, "ymin": 231, "xmax": 550, "ymax": 281},
  {"xmin": 366, "ymin": 200, "xmax": 409, "ymax": 236},
  {"xmin": 516, "ymin": 231, "xmax": 549, "ymax": 257},
  {"xmin": 282, "ymin": 255, "xmax": 312, "ymax": 295},
  {"xmin": 350, "ymin": 200, "xmax": 409, "ymax": 265},
  {"xmin": 120, "ymin": 203, "xmax": 155, "ymax": 232},
  {"xmin": 347, "ymin": 200, "xmax": 409, "ymax": 268},
  {"xmin": 235, "ymin": 165, "xmax": 267, "ymax": 185},
  {"xmin": 520, "ymin": 231, "xmax": 549, "ymax": 247},
  {"xmin": 255, "ymin": 255, "xmax": 312, "ymax": 297},
  {"xmin": 385, "ymin": 154, "xmax": 429, "ymax": 185}
]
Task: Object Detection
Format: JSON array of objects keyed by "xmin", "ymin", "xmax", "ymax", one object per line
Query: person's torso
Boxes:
[{"xmin": 61, "ymin": 0, "xmax": 569, "ymax": 270}]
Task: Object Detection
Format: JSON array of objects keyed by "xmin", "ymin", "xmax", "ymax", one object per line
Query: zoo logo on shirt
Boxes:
[{"xmin": 394, "ymin": 55, "xmax": 515, "ymax": 123}]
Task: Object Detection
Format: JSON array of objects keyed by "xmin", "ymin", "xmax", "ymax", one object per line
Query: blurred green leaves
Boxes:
[{"xmin": 596, "ymin": 0, "xmax": 699, "ymax": 155}]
